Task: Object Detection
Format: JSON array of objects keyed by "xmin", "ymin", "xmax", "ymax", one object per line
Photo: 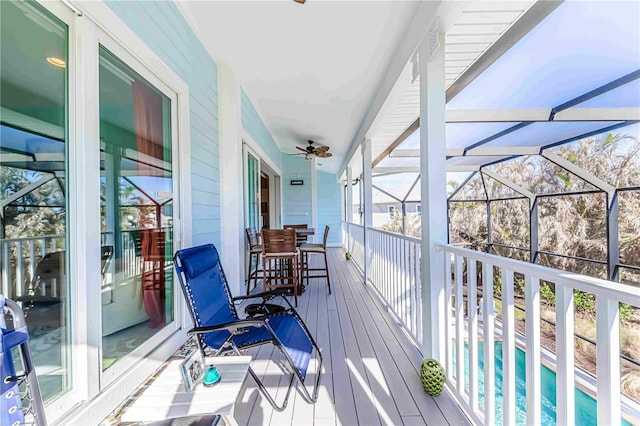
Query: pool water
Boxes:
[{"xmin": 453, "ymin": 341, "xmax": 633, "ymax": 426}]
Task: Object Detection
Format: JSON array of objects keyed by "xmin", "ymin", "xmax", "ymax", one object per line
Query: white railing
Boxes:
[
  {"xmin": 1, "ymin": 228, "xmax": 173, "ymax": 299},
  {"xmin": 341, "ymin": 222, "xmax": 423, "ymax": 345},
  {"xmin": 367, "ymin": 227, "xmax": 422, "ymax": 345},
  {"xmin": 1, "ymin": 235, "xmax": 65, "ymax": 298},
  {"xmin": 340, "ymin": 220, "xmax": 640, "ymax": 424},
  {"xmin": 344, "ymin": 222, "xmax": 365, "ymax": 269},
  {"xmin": 437, "ymin": 243, "xmax": 640, "ymax": 426},
  {"xmin": 341, "ymin": 221, "xmax": 348, "ymax": 248}
]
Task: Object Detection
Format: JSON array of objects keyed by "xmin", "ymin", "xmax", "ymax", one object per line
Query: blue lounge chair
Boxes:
[
  {"xmin": 173, "ymin": 244, "xmax": 322, "ymax": 411},
  {"xmin": 1, "ymin": 295, "xmax": 47, "ymax": 426}
]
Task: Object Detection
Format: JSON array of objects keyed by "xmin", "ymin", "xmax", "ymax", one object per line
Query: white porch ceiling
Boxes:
[
  {"xmin": 177, "ymin": 1, "xmax": 583, "ymax": 178},
  {"xmin": 177, "ymin": 0, "xmax": 424, "ymax": 173}
]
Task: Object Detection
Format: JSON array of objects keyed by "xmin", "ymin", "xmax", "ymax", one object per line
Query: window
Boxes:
[
  {"xmin": 0, "ymin": 0, "xmax": 71, "ymax": 402},
  {"xmin": 388, "ymin": 206, "xmax": 395, "ymax": 220},
  {"xmin": 417, "ymin": 205, "xmax": 421, "ymax": 215}
]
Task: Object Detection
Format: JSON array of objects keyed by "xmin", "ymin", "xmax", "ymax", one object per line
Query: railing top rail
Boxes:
[
  {"xmin": 367, "ymin": 226, "xmax": 422, "ymax": 244},
  {"xmin": 437, "ymin": 243, "xmax": 640, "ymax": 306},
  {"xmin": 1, "ymin": 235, "xmax": 64, "ymax": 243}
]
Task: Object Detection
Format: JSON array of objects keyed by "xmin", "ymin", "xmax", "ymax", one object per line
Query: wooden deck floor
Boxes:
[{"xmin": 233, "ymin": 247, "xmax": 469, "ymax": 426}]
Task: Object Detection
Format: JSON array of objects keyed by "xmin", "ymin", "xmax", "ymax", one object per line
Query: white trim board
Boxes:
[{"xmin": 241, "ymin": 129, "xmax": 283, "ymax": 176}]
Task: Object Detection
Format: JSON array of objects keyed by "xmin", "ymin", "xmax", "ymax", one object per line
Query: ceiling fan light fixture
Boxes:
[
  {"xmin": 304, "ymin": 152, "xmax": 315, "ymax": 160},
  {"xmin": 47, "ymin": 56, "xmax": 66, "ymax": 68}
]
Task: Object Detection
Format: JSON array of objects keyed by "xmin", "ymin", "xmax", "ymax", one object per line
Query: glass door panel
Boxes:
[
  {"xmin": 246, "ymin": 151, "xmax": 260, "ymax": 230},
  {"xmin": 98, "ymin": 46, "xmax": 174, "ymax": 370},
  {"xmin": 0, "ymin": 0, "xmax": 70, "ymax": 402}
]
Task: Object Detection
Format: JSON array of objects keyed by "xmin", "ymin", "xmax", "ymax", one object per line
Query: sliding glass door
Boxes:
[
  {"xmin": 245, "ymin": 148, "xmax": 261, "ymax": 230},
  {"xmin": 0, "ymin": 0, "xmax": 71, "ymax": 403},
  {"xmin": 99, "ymin": 46, "xmax": 175, "ymax": 371}
]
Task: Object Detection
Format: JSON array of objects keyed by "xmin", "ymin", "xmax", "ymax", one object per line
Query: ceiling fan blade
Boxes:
[
  {"xmin": 316, "ymin": 145, "xmax": 330, "ymax": 152},
  {"xmin": 293, "ymin": 0, "xmax": 306, "ymax": 3},
  {"xmin": 295, "ymin": 146, "xmax": 307, "ymax": 152},
  {"xmin": 317, "ymin": 151, "xmax": 332, "ymax": 158}
]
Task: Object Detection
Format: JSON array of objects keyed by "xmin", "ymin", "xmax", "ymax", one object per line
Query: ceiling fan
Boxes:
[
  {"xmin": 293, "ymin": 0, "xmax": 306, "ymax": 3},
  {"xmin": 293, "ymin": 140, "xmax": 333, "ymax": 159}
]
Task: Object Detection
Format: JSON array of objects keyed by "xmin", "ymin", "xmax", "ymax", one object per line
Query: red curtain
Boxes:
[
  {"xmin": 132, "ymin": 80, "xmax": 165, "ymax": 328},
  {"xmin": 132, "ymin": 81, "xmax": 164, "ymax": 162}
]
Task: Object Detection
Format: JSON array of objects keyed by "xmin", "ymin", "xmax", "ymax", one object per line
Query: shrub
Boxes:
[
  {"xmin": 573, "ymin": 290, "xmax": 595, "ymax": 314},
  {"xmin": 493, "ymin": 274, "xmax": 502, "ymax": 296},
  {"xmin": 620, "ymin": 303, "xmax": 634, "ymax": 325},
  {"xmin": 540, "ymin": 283, "xmax": 556, "ymax": 306},
  {"xmin": 514, "ymin": 277, "xmax": 526, "ymax": 297}
]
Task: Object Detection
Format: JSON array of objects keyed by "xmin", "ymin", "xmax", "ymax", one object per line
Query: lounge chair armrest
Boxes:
[
  {"xmin": 188, "ymin": 319, "xmax": 265, "ymax": 334},
  {"xmin": 232, "ymin": 288, "xmax": 289, "ymax": 301}
]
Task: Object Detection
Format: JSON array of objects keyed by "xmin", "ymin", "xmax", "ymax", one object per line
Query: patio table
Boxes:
[{"xmin": 120, "ymin": 355, "xmax": 251, "ymax": 425}]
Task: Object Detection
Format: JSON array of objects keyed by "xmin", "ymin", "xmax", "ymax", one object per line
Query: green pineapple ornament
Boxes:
[{"xmin": 420, "ymin": 358, "xmax": 445, "ymax": 396}]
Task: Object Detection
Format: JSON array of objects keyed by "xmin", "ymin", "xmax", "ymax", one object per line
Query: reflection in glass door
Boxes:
[
  {"xmin": 99, "ymin": 47, "xmax": 174, "ymax": 370},
  {"xmin": 0, "ymin": 0, "xmax": 70, "ymax": 403},
  {"xmin": 245, "ymin": 151, "xmax": 260, "ymax": 230}
]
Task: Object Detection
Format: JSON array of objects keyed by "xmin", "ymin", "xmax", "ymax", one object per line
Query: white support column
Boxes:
[
  {"xmin": 419, "ymin": 29, "xmax": 447, "ymax": 359},
  {"xmin": 346, "ymin": 167, "xmax": 353, "ymax": 251},
  {"xmin": 362, "ymin": 139, "xmax": 373, "ymax": 283},
  {"xmin": 219, "ymin": 61, "xmax": 244, "ymax": 296},
  {"xmin": 311, "ymin": 158, "xmax": 318, "ymax": 243}
]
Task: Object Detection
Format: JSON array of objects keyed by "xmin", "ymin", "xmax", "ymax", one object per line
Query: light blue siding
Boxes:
[
  {"xmin": 281, "ymin": 156, "xmax": 312, "ymax": 227},
  {"xmin": 106, "ymin": 1, "xmax": 221, "ymax": 246},
  {"xmin": 241, "ymin": 90, "xmax": 282, "ymax": 170},
  {"xmin": 316, "ymin": 170, "xmax": 342, "ymax": 244}
]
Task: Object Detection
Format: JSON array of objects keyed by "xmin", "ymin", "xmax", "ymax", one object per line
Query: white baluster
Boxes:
[
  {"xmin": 444, "ymin": 251, "xmax": 453, "ymax": 381},
  {"xmin": 525, "ymin": 275, "xmax": 541, "ymax": 425},
  {"xmin": 455, "ymin": 254, "xmax": 464, "ymax": 393},
  {"xmin": 468, "ymin": 258, "xmax": 479, "ymax": 412},
  {"xmin": 16, "ymin": 245, "xmax": 24, "ymax": 297},
  {"xmin": 28, "ymin": 240, "xmax": 36, "ymax": 285},
  {"xmin": 556, "ymin": 285, "xmax": 575, "ymax": 426},
  {"xmin": 502, "ymin": 269, "xmax": 515, "ymax": 426},
  {"xmin": 596, "ymin": 297, "xmax": 621, "ymax": 426},
  {"xmin": 482, "ymin": 262, "xmax": 495, "ymax": 426},
  {"xmin": 416, "ymin": 242, "xmax": 422, "ymax": 343},
  {"xmin": 2, "ymin": 243, "xmax": 10, "ymax": 297}
]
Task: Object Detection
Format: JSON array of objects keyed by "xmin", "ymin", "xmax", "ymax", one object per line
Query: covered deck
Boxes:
[{"xmin": 114, "ymin": 247, "xmax": 468, "ymax": 425}]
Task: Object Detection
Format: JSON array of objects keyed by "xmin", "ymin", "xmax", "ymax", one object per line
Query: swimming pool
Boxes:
[{"xmin": 454, "ymin": 341, "xmax": 633, "ymax": 426}]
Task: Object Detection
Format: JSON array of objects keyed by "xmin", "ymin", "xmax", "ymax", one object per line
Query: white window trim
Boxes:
[
  {"xmin": 241, "ymin": 130, "xmax": 282, "ymax": 176},
  {"xmin": 22, "ymin": 2, "xmax": 83, "ymax": 422}
]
